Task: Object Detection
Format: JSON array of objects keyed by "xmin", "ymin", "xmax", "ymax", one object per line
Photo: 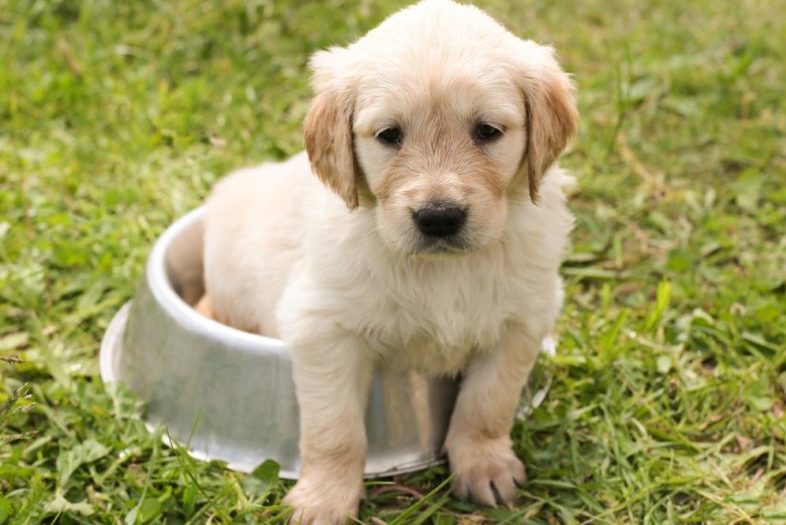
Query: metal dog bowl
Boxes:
[{"xmin": 100, "ymin": 207, "xmax": 553, "ymax": 479}]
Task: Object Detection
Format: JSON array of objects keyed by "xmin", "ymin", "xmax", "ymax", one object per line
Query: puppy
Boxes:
[{"xmin": 202, "ymin": 0, "xmax": 577, "ymax": 522}]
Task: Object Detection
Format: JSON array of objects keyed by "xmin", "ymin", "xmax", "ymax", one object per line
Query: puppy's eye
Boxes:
[
  {"xmin": 376, "ymin": 127, "xmax": 403, "ymax": 147},
  {"xmin": 474, "ymin": 123, "xmax": 503, "ymax": 143}
]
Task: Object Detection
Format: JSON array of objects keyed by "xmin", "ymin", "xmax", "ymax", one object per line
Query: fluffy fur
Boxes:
[{"xmin": 201, "ymin": 1, "xmax": 577, "ymax": 523}]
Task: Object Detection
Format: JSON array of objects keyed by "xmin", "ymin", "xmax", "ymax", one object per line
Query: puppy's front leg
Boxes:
[
  {"xmin": 445, "ymin": 324, "xmax": 540, "ymax": 507},
  {"xmin": 283, "ymin": 327, "xmax": 373, "ymax": 525}
]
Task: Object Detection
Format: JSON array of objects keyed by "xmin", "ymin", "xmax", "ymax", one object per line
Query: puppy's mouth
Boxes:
[{"xmin": 410, "ymin": 236, "xmax": 472, "ymax": 256}]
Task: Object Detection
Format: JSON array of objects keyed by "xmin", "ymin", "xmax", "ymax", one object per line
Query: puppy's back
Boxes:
[{"xmin": 202, "ymin": 153, "xmax": 312, "ymax": 337}]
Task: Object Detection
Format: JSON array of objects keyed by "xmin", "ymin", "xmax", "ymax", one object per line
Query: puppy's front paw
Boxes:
[
  {"xmin": 283, "ymin": 473, "xmax": 363, "ymax": 525},
  {"xmin": 446, "ymin": 435, "xmax": 526, "ymax": 507}
]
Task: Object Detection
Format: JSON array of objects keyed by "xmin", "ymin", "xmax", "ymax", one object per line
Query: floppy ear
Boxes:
[
  {"xmin": 303, "ymin": 50, "xmax": 359, "ymax": 209},
  {"xmin": 518, "ymin": 42, "xmax": 578, "ymax": 201}
]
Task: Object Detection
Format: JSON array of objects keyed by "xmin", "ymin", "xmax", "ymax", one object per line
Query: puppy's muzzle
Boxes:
[{"xmin": 412, "ymin": 203, "xmax": 467, "ymax": 238}]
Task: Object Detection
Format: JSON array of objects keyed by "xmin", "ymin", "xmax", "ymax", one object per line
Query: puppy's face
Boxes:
[
  {"xmin": 353, "ymin": 70, "xmax": 524, "ymax": 255},
  {"xmin": 304, "ymin": 0, "xmax": 577, "ymax": 256}
]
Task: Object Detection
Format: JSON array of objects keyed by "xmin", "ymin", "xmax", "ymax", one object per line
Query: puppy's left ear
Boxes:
[
  {"xmin": 517, "ymin": 41, "xmax": 578, "ymax": 201},
  {"xmin": 304, "ymin": 49, "xmax": 360, "ymax": 209}
]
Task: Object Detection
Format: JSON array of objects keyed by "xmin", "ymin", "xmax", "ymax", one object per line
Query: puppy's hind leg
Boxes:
[{"xmin": 194, "ymin": 294, "xmax": 215, "ymax": 320}]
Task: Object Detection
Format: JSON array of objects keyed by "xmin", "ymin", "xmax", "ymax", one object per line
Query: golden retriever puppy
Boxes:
[{"xmin": 202, "ymin": 0, "xmax": 577, "ymax": 522}]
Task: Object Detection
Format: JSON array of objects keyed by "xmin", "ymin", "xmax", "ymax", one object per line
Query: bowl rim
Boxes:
[{"xmin": 145, "ymin": 206, "xmax": 288, "ymax": 358}]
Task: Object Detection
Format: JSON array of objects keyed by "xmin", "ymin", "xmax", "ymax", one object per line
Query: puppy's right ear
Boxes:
[{"xmin": 304, "ymin": 49, "xmax": 359, "ymax": 209}]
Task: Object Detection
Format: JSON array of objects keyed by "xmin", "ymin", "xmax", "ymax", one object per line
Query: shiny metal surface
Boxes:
[{"xmin": 100, "ymin": 207, "xmax": 552, "ymax": 479}]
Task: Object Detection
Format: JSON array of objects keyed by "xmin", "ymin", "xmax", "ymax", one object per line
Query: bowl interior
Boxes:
[{"xmin": 164, "ymin": 211, "xmax": 207, "ymax": 308}]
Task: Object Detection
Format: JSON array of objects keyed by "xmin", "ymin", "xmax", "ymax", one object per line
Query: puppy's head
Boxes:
[{"xmin": 305, "ymin": 0, "xmax": 577, "ymax": 256}]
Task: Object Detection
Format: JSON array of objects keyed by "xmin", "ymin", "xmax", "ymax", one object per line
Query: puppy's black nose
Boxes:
[{"xmin": 413, "ymin": 205, "xmax": 467, "ymax": 238}]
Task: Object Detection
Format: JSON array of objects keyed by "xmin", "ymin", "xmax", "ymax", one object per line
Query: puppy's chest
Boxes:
[{"xmin": 356, "ymin": 260, "xmax": 522, "ymax": 372}]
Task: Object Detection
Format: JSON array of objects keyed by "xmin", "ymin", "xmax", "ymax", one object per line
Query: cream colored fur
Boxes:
[{"xmin": 202, "ymin": 1, "xmax": 578, "ymax": 523}]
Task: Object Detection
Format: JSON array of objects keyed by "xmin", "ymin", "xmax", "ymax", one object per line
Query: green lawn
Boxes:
[{"xmin": 2, "ymin": 0, "xmax": 785, "ymax": 523}]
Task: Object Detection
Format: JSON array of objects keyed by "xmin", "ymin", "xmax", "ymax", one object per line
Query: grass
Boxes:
[{"xmin": 1, "ymin": 0, "xmax": 785, "ymax": 523}]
